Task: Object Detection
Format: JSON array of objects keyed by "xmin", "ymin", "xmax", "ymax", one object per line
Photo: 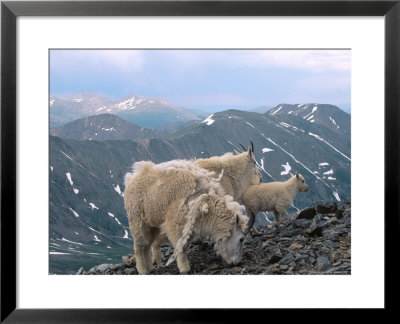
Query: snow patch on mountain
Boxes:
[
  {"xmin": 280, "ymin": 162, "xmax": 292, "ymax": 175},
  {"xmin": 123, "ymin": 229, "xmax": 129, "ymax": 239},
  {"xmin": 108, "ymin": 212, "xmax": 122, "ymax": 226},
  {"xmin": 262, "ymin": 147, "xmax": 274, "ymax": 153},
  {"xmin": 59, "ymin": 237, "xmax": 83, "ymax": 246},
  {"xmin": 89, "ymin": 203, "xmax": 99, "ymax": 210},
  {"xmin": 69, "ymin": 208, "xmax": 79, "ymax": 218},
  {"xmin": 202, "ymin": 114, "xmax": 215, "ymax": 126},
  {"xmin": 102, "ymin": 127, "xmax": 116, "ymax": 132},
  {"xmin": 303, "ymin": 106, "xmax": 318, "ymax": 119},
  {"xmin": 114, "ymin": 184, "xmax": 124, "ymax": 197},
  {"xmin": 66, "ymin": 172, "xmax": 79, "ymax": 194},
  {"xmin": 271, "ymin": 105, "xmax": 283, "ymax": 115},
  {"xmin": 61, "ymin": 151, "xmax": 75, "ymax": 162},
  {"xmin": 280, "ymin": 122, "xmax": 291, "ymax": 128}
]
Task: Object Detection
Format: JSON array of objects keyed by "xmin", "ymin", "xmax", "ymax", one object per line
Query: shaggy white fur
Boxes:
[
  {"xmin": 124, "ymin": 160, "xmax": 247, "ymax": 274},
  {"xmin": 150, "ymin": 147, "xmax": 261, "ymax": 267}
]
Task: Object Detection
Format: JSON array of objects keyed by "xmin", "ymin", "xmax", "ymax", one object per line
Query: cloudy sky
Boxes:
[{"xmin": 50, "ymin": 49, "xmax": 351, "ymax": 112}]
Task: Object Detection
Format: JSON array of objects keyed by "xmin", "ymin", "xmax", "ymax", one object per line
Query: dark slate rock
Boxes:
[
  {"xmin": 335, "ymin": 209, "xmax": 344, "ymax": 218},
  {"xmin": 274, "ymin": 237, "xmax": 292, "ymax": 242},
  {"xmin": 316, "ymin": 255, "xmax": 332, "ymax": 271},
  {"xmin": 296, "ymin": 207, "xmax": 317, "ymax": 220},
  {"xmin": 322, "ymin": 228, "xmax": 340, "ymax": 241},
  {"xmin": 322, "ymin": 240, "xmax": 340, "ymax": 248},
  {"xmin": 281, "ymin": 229, "xmax": 303, "ymax": 237},
  {"xmin": 295, "ymin": 254, "xmax": 309, "ymax": 262},
  {"xmin": 279, "ymin": 253, "xmax": 294, "ymax": 265},
  {"xmin": 337, "ymin": 200, "xmax": 351, "ymax": 211},
  {"xmin": 296, "ymin": 258, "xmax": 306, "ymax": 266},
  {"xmin": 281, "ymin": 248, "xmax": 294, "ymax": 254},
  {"xmin": 342, "ymin": 211, "xmax": 351, "ymax": 225},
  {"xmin": 316, "ymin": 201, "xmax": 337, "ymax": 214},
  {"xmin": 268, "ymin": 254, "xmax": 283, "ymax": 264},
  {"xmin": 294, "ymin": 219, "xmax": 312, "ymax": 228},
  {"xmin": 325, "ymin": 263, "xmax": 350, "ymax": 273},
  {"xmin": 306, "ymin": 214, "xmax": 328, "ymax": 237},
  {"xmin": 326, "ymin": 217, "xmax": 341, "ymax": 225},
  {"xmin": 246, "ymin": 266, "xmax": 257, "ymax": 272},
  {"xmin": 88, "ymin": 264, "xmax": 113, "ymax": 274}
]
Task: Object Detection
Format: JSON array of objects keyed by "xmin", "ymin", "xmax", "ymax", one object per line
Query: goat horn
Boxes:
[
  {"xmin": 239, "ymin": 143, "xmax": 246, "ymax": 152},
  {"xmin": 244, "ymin": 210, "xmax": 256, "ymax": 235},
  {"xmin": 250, "ymin": 140, "xmax": 254, "ymax": 153}
]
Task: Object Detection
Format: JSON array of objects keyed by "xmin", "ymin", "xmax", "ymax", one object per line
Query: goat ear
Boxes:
[
  {"xmin": 234, "ymin": 149, "xmax": 240, "ymax": 155},
  {"xmin": 247, "ymin": 147, "xmax": 254, "ymax": 160}
]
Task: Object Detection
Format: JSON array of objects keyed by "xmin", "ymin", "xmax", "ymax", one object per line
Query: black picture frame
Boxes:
[{"xmin": 1, "ymin": 0, "xmax": 399, "ymax": 322}]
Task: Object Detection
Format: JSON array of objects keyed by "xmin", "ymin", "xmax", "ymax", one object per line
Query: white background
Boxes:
[{"xmin": 17, "ymin": 17, "xmax": 384, "ymax": 308}]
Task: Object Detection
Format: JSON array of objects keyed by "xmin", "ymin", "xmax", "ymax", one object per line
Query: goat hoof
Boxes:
[{"xmin": 180, "ymin": 270, "xmax": 191, "ymax": 275}]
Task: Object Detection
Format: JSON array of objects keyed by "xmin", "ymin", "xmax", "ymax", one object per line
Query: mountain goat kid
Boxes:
[
  {"xmin": 151, "ymin": 144, "xmax": 262, "ymax": 267},
  {"xmin": 124, "ymin": 160, "xmax": 248, "ymax": 274},
  {"xmin": 241, "ymin": 172, "xmax": 309, "ymax": 233}
]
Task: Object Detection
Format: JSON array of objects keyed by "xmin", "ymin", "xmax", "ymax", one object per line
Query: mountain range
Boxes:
[
  {"xmin": 50, "ymin": 93, "xmax": 207, "ymax": 128},
  {"xmin": 49, "ymin": 101, "xmax": 351, "ymax": 274}
]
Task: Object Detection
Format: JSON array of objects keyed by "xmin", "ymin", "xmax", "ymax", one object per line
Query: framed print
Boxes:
[{"xmin": 1, "ymin": 0, "xmax": 399, "ymax": 321}]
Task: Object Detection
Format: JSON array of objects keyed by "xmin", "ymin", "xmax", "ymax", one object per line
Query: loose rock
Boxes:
[
  {"xmin": 289, "ymin": 243, "xmax": 304, "ymax": 250},
  {"xmin": 77, "ymin": 201, "xmax": 351, "ymax": 275}
]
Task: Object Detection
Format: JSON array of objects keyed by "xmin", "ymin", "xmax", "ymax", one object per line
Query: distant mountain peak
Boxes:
[{"xmin": 49, "ymin": 113, "xmax": 164, "ymax": 141}]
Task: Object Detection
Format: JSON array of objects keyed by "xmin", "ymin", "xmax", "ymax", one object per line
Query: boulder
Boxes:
[
  {"xmin": 316, "ymin": 201, "xmax": 337, "ymax": 214},
  {"xmin": 295, "ymin": 207, "xmax": 317, "ymax": 220}
]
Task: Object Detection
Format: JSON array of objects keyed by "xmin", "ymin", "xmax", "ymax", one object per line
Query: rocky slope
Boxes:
[{"xmin": 77, "ymin": 201, "xmax": 351, "ymax": 275}]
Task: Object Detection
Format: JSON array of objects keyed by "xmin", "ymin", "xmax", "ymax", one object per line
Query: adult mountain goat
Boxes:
[
  {"xmin": 241, "ymin": 172, "xmax": 309, "ymax": 233},
  {"xmin": 151, "ymin": 144, "xmax": 262, "ymax": 267},
  {"xmin": 124, "ymin": 160, "xmax": 248, "ymax": 274},
  {"xmin": 194, "ymin": 143, "xmax": 262, "ymax": 201}
]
